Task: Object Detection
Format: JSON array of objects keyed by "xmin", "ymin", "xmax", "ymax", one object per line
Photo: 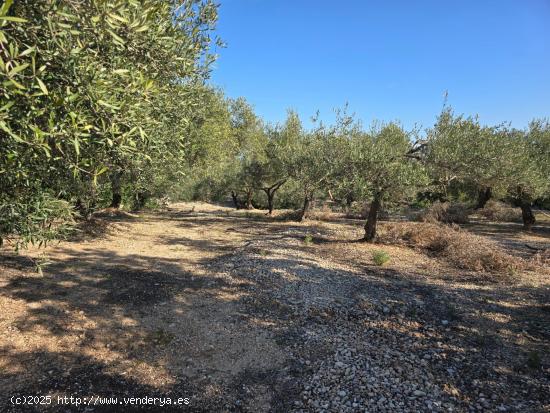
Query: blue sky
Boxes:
[{"xmin": 209, "ymin": 0, "xmax": 550, "ymax": 130}]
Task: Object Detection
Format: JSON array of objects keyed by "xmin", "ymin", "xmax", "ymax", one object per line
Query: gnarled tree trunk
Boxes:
[
  {"xmin": 364, "ymin": 195, "xmax": 382, "ymax": 242},
  {"xmin": 475, "ymin": 187, "xmax": 492, "ymax": 210},
  {"xmin": 299, "ymin": 192, "xmax": 312, "ymax": 221},
  {"xmin": 231, "ymin": 191, "xmax": 241, "ymax": 209},
  {"xmin": 245, "ymin": 189, "xmax": 253, "ymax": 209},
  {"xmin": 262, "ymin": 180, "xmax": 286, "ymax": 215},
  {"xmin": 520, "ymin": 200, "xmax": 536, "ymax": 230},
  {"xmin": 267, "ymin": 192, "xmax": 274, "ymax": 215}
]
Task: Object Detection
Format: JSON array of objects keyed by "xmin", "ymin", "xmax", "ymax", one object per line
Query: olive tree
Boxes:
[
  {"xmin": 246, "ymin": 111, "xmax": 303, "ymax": 215},
  {"xmin": 426, "ymin": 108, "xmax": 517, "ymax": 208},
  {"xmin": 350, "ymin": 123, "xmax": 427, "ymax": 241},
  {"xmin": 427, "ymin": 109, "xmax": 549, "ymax": 229},
  {"xmin": 505, "ymin": 120, "xmax": 550, "ymax": 229},
  {"xmin": 0, "ymin": 0, "xmax": 220, "ymax": 247},
  {"xmin": 286, "ymin": 118, "xmax": 336, "ymax": 221},
  {"xmin": 227, "ymin": 98, "xmax": 267, "ymax": 209}
]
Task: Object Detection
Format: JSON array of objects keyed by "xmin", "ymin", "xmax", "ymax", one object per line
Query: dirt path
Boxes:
[{"xmin": 0, "ymin": 203, "xmax": 548, "ymax": 412}]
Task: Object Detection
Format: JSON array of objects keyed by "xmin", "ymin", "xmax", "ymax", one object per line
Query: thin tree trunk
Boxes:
[
  {"xmin": 263, "ymin": 180, "xmax": 285, "ymax": 216},
  {"xmin": 346, "ymin": 193, "xmax": 354, "ymax": 212},
  {"xmin": 261, "ymin": 188, "xmax": 273, "ymax": 214},
  {"xmin": 267, "ymin": 192, "xmax": 274, "ymax": 215},
  {"xmin": 109, "ymin": 171, "xmax": 123, "ymax": 209},
  {"xmin": 299, "ymin": 193, "xmax": 311, "ymax": 221},
  {"xmin": 475, "ymin": 187, "xmax": 492, "ymax": 210},
  {"xmin": 364, "ymin": 195, "xmax": 382, "ymax": 242},
  {"xmin": 246, "ymin": 189, "xmax": 253, "ymax": 209},
  {"xmin": 520, "ymin": 200, "xmax": 536, "ymax": 230}
]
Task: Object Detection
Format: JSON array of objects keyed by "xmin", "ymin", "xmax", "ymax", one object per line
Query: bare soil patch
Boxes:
[{"xmin": 1, "ymin": 203, "xmax": 548, "ymax": 412}]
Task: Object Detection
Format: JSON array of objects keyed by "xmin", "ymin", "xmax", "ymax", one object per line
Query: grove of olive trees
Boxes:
[
  {"xmin": 2, "ymin": 1, "xmax": 549, "ymax": 248},
  {"xmin": 1, "ymin": 2, "xmax": 549, "ymax": 412}
]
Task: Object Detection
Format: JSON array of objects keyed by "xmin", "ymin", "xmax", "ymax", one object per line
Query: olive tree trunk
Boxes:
[
  {"xmin": 364, "ymin": 195, "xmax": 382, "ymax": 242},
  {"xmin": 475, "ymin": 187, "xmax": 492, "ymax": 210},
  {"xmin": 267, "ymin": 192, "xmax": 274, "ymax": 215},
  {"xmin": 245, "ymin": 189, "xmax": 253, "ymax": 209},
  {"xmin": 299, "ymin": 193, "xmax": 312, "ymax": 221},
  {"xmin": 262, "ymin": 180, "xmax": 286, "ymax": 215},
  {"xmin": 109, "ymin": 171, "xmax": 123, "ymax": 209},
  {"xmin": 231, "ymin": 191, "xmax": 241, "ymax": 209},
  {"xmin": 520, "ymin": 200, "xmax": 536, "ymax": 230}
]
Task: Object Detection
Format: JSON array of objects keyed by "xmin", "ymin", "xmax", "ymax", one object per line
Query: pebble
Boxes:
[{"xmin": 208, "ymin": 223, "xmax": 541, "ymax": 413}]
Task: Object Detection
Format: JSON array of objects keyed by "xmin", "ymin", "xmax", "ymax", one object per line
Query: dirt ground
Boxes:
[{"xmin": 0, "ymin": 202, "xmax": 548, "ymax": 412}]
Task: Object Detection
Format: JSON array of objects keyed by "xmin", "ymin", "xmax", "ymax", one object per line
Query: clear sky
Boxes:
[{"xmin": 209, "ymin": 0, "xmax": 550, "ymax": 130}]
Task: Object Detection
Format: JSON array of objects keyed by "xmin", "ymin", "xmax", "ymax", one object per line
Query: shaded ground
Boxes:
[{"xmin": 0, "ymin": 202, "xmax": 548, "ymax": 412}]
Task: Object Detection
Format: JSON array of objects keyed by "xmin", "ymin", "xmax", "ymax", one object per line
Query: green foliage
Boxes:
[
  {"xmin": 427, "ymin": 108, "xmax": 549, "ymax": 227},
  {"xmin": 350, "ymin": 122, "xmax": 428, "ymax": 205},
  {"xmin": 430, "ymin": 111, "xmax": 548, "ymax": 201},
  {"xmin": 507, "ymin": 120, "xmax": 550, "ymax": 202},
  {"xmin": 426, "ymin": 108, "xmax": 516, "ymax": 197},
  {"xmin": 372, "ymin": 250, "xmax": 390, "ymax": 266},
  {"xmin": 1, "ymin": 1, "xmax": 547, "ymax": 252},
  {"xmin": 0, "ymin": 0, "xmax": 219, "ymax": 248},
  {"xmin": 0, "ymin": 192, "xmax": 75, "ymax": 249},
  {"xmin": 287, "ymin": 121, "xmax": 333, "ymax": 197}
]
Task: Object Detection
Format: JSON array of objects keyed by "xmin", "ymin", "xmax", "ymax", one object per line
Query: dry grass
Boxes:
[
  {"xmin": 378, "ymin": 222, "xmax": 522, "ymax": 273},
  {"xmin": 307, "ymin": 204, "xmax": 334, "ymax": 221},
  {"xmin": 532, "ymin": 249, "xmax": 550, "ymax": 267},
  {"xmin": 344, "ymin": 203, "xmax": 369, "ymax": 219},
  {"xmin": 274, "ymin": 209, "xmax": 303, "ymax": 221},
  {"xmin": 478, "ymin": 200, "xmax": 522, "ymax": 223},
  {"xmin": 417, "ymin": 201, "xmax": 471, "ymax": 224}
]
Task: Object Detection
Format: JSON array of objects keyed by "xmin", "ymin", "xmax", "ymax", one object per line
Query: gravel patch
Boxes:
[{"xmin": 206, "ymin": 224, "xmax": 549, "ymax": 412}]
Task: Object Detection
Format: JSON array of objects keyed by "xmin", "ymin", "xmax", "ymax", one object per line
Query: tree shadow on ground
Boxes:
[
  {"xmin": 0, "ymin": 207, "xmax": 548, "ymax": 412},
  {"xmin": 0, "ymin": 245, "xmax": 258, "ymax": 412},
  {"xmin": 195, "ymin": 233, "xmax": 549, "ymax": 411}
]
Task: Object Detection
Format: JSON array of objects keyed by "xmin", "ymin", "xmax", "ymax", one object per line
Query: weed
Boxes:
[
  {"xmin": 33, "ymin": 253, "xmax": 53, "ymax": 275},
  {"xmin": 303, "ymin": 234, "xmax": 313, "ymax": 245},
  {"xmin": 147, "ymin": 329, "xmax": 174, "ymax": 346},
  {"xmin": 445, "ymin": 303, "xmax": 461, "ymax": 321},
  {"xmin": 406, "ymin": 307, "xmax": 418, "ymax": 318},
  {"xmin": 526, "ymin": 351, "xmax": 542, "ymax": 370},
  {"xmin": 372, "ymin": 250, "xmax": 390, "ymax": 266}
]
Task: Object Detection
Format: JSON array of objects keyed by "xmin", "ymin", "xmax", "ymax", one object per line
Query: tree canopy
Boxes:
[{"xmin": 1, "ymin": 0, "xmax": 548, "ymax": 247}]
